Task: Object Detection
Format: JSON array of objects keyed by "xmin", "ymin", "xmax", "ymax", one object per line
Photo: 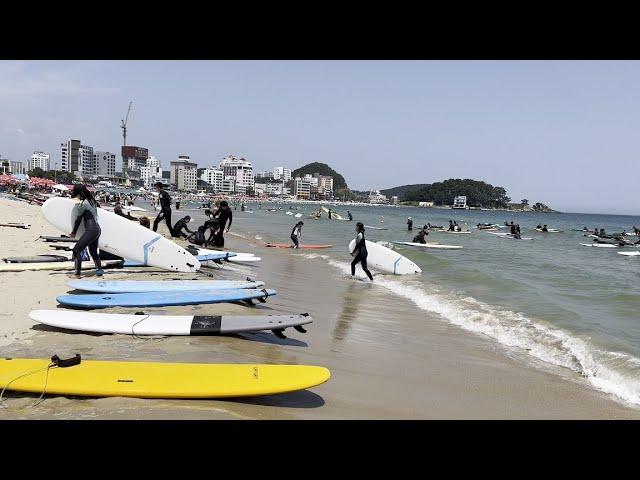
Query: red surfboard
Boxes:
[{"xmin": 265, "ymin": 243, "xmax": 333, "ymax": 249}]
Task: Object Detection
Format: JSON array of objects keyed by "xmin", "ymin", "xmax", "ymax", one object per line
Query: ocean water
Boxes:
[{"xmin": 180, "ymin": 202, "xmax": 640, "ymax": 406}]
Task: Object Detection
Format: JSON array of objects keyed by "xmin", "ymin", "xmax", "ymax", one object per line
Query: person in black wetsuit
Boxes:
[
  {"xmin": 347, "ymin": 210, "xmax": 353, "ymax": 221},
  {"xmin": 173, "ymin": 215, "xmax": 194, "ymax": 238},
  {"xmin": 68, "ymin": 184, "xmax": 103, "ymax": 278},
  {"xmin": 139, "ymin": 217, "xmax": 151, "ymax": 229},
  {"xmin": 290, "ymin": 221, "xmax": 303, "ymax": 248},
  {"xmin": 407, "ymin": 217, "xmax": 413, "ymax": 231},
  {"xmin": 510, "ymin": 223, "xmax": 517, "ymax": 235},
  {"xmin": 209, "ymin": 200, "xmax": 233, "ymax": 247},
  {"xmin": 350, "ymin": 222, "xmax": 373, "ymax": 281},
  {"xmin": 448, "ymin": 220, "xmax": 455, "ymax": 231},
  {"xmin": 187, "ymin": 225, "xmax": 208, "ymax": 246},
  {"xmin": 152, "ymin": 182, "xmax": 174, "ymax": 236},
  {"xmin": 413, "ymin": 229, "xmax": 428, "ymax": 244},
  {"xmin": 541, "ymin": 224, "xmax": 548, "ymax": 232}
]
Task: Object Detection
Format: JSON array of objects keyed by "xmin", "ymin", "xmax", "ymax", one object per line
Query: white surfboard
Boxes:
[
  {"xmin": 618, "ymin": 251, "xmax": 640, "ymax": 256},
  {"xmin": 29, "ymin": 310, "xmax": 312, "ymax": 336},
  {"xmin": 185, "ymin": 246, "xmax": 261, "ymax": 263},
  {"xmin": 580, "ymin": 243, "xmax": 619, "ymax": 248},
  {"xmin": 42, "ymin": 197, "xmax": 200, "ymax": 273},
  {"xmin": 66, "ymin": 279, "xmax": 265, "ymax": 293},
  {"xmin": 348, "ymin": 239, "xmax": 422, "ymax": 275},
  {"xmin": 392, "ymin": 241, "xmax": 462, "ymax": 250}
]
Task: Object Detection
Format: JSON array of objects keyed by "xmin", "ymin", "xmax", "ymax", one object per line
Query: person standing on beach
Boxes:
[
  {"xmin": 210, "ymin": 200, "xmax": 233, "ymax": 247},
  {"xmin": 407, "ymin": 217, "xmax": 413, "ymax": 231},
  {"xmin": 350, "ymin": 222, "xmax": 374, "ymax": 281},
  {"xmin": 69, "ymin": 184, "xmax": 103, "ymax": 278},
  {"xmin": 152, "ymin": 182, "xmax": 174, "ymax": 237},
  {"xmin": 290, "ymin": 221, "xmax": 304, "ymax": 248}
]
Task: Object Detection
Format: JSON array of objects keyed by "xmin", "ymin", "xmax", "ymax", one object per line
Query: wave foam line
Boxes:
[{"xmin": 326, "ymin": 258, "xmax": 640, "ymax": 406}]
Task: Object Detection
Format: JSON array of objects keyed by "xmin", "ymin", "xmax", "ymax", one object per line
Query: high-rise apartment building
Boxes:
[
  {"xmin": 170, "ymin": 155, "xmax": 198, "ymax": 191},
  {"xmin": 29, "ymin": 151, "xmax": 50, "ymax": 171},
  {"xmin": 219, "ymin": 155, "xmax": 254, "ymax": 194}
]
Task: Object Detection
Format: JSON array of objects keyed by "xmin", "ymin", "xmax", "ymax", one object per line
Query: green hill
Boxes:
[
  {"xmin": 383, "ymin": 179, "xmax": 512, "ymax": 208},
  {"xmin": 380, "ymin": 184, "xmax": 431, "ymax": 200},
  {"xmin": 291, "ymin": 162, "xmax": 348, "ymax": 190}
]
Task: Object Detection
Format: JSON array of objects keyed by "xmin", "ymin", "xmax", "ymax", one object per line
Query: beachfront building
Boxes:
[
  {"xmin": 200, "ymin": 168, "xmax": 224, "ymax": 192},
  {"xmin": 60, "ymin": 139, "xmax": 81, "ymax": 174},
  {"xmin": 220, "ymin": 178, "xmax": 236, "ymax": 194},
  {"xmin": 418, "ymin": 201, "xmax": 434, "ymax": 207},
  {"xmin": 392, "ymin": 196, "xmax": 399, "ymax": 205},
  {"xmin": 29, "ymin": 151, "xmax": 50, "ymax": 171},
  {"xmin": 273, "ymin": 167, "xmax": 292, "ymax": 182},
  {"xmin": 122, "ymin": 146, "xmax": 149, "ymax": 173},
  {"xmin": 170, "ymin": 155, "xmax": 198, "ymax": 191},
  {"xmin": 452, "ymin": 196, "xmax": 467, "ymax": 209},
  {"xmin": 255, "ymin": 170, "xmax": 275, "ymax": 181},
  {"xmin": 94, "ymin": 151, "xmax": 116, "ymax": 177},
  {"xmin": 140, "ymin": 157, "xmax": 163, "ymax": 188},
  {"xmin": 368, "ymin": 190, "xmax": 388, "ymax": 204},
  {"xmin": 294, "ymin": 177, "xmax": 311, "ymax": 199},
  {"xmin": 219, "ymin": 155, "xmax": 254, "ymax": 195},
  {"xmin": 9, "ymin": 161, "xmax": 25, "ymax": 175}
]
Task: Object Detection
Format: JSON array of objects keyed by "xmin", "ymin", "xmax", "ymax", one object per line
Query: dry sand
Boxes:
[{"xmin": 0, "ymin": 196, "xmax": 639, "ymax": 419}]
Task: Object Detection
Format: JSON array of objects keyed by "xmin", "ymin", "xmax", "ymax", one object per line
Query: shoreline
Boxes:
[{"xmin": 0, "ymin": 198, "xmax": 639, "ymax": 418}]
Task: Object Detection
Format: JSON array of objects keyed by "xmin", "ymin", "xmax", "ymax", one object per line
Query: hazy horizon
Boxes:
[{"xmin": 1, "ymin": 60, "xmax": 638, "ymax": 215}]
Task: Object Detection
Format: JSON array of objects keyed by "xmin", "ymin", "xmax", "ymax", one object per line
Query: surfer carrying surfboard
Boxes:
[
  {"xmin": 350, "ymin": 222, "xmax": 373, "ymax": 281},
  {"xmin": 69, "ymin": 184, "xmax": 103, "ymax": 278},
  {"xmin": 152, "ymin": 182, "xmax": 174, "ymax": 237}
]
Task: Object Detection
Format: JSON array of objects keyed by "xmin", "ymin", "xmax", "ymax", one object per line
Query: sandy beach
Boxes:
[{"xmin": 1, "ymin": 196, "xmax": 639, "ymax": 419}]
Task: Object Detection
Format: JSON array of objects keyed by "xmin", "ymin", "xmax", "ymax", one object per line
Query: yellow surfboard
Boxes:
[{"xmin": 0, "ymin": 358, "xmax": 331, "ymax": 398}]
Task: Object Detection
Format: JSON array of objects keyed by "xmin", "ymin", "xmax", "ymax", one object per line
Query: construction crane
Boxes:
[{"xmin": 120, "ymin": 101, "xmax": 133, "ymax": 146}]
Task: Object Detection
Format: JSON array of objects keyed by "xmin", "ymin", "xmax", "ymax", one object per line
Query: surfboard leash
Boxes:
[{"xmin": 0, "ymin": 354, "xmax": 81, "ymax": 408}]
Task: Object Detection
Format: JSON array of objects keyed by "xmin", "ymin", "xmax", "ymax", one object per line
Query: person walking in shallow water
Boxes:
[
  {"xmin": 407, "ymin": 217, "xmax": 413, "ymax": 231},
  {"xmin": 69, "ymin": 184, "xmax": 103, "ymax": 278},
  {"xmin": 350, "ymin": 222, "xmax": 373, "ymax": 281},
  {"xmin": 290, "ymin": 221, "xmax": 303, "ymax": 248}
]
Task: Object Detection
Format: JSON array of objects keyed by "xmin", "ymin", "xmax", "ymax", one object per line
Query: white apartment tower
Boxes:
[
  {"xmin": 219, "ymin": 155, "xmax": 254, "ymax": 194},
  {"xmin": 93, "ymin": 151, "xmax": 116, "ymax": 177},
  {"xmin": 170, "ymin": 155, "xmax": 198, "ymax": 191},
  {"xmin": 273, "ymin": 167, "xmax": 291, "ymax": 182},
  {"xmin": 29, "ymin": 151, "xmax": 50, "ymax": 171},
  {"xmin": 200, "ymin": 168, "xmax": 224, "ymax": 192}
]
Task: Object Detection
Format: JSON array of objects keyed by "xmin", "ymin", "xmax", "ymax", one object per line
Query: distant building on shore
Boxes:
[
  {"xmin": 29, "ymin": 151, "xmax": 50, "ymax": 171},
  {"xmin": 452, "ymin": 196, "xmax": 467, "ymax": 209},
  {"xmin": 122, "ymin": 146, "xmax": 149, "ymax": 174},
  {"xmin": 200, "ymin": 167, "xmax": 224, "ymax": 192},
  {"xmin": 368, "ymin": 190, "xmax": 388, "ymax": 204},
  {"xmin": 219, "ymin": 155, "xmax": 254, "ymax": 195},
  {"xmin": 273, "ymin": 167, "xmax": 292, "ymax": 182},
  {"xmin": 418, "ymin": 201, "xmax": 434, "ymax": 207},
  {"xmin": 9, "ymin": 160, "xmax": 25, "ymax": 175},
  {"xmin": 60, "ymin": 139, "xmax": 117, "ymax": 180},
  {"xmin": 294, "ymin": 177, "xmax": 311, "ymax": 199},
  {"xmin": 140, "ymin": 156, "xmax": 163, "ymax": 188},
  {"xmin": 93, "ymin": 151, "xmax": 116, "ymax": 177},
  {"xmin": 170, "ymin": 155, "xmax": 198, "ymax": 191}
]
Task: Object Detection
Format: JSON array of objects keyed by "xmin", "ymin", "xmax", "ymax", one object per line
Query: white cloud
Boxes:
[{"xmin": 1, "ymin": 127, "xmax": 40, "ymax": 137}]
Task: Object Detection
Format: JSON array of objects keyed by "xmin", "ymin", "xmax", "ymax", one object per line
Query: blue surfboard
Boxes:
[
  {"xmin": 57, "ymin": 288, "xmax": 276, "ymax": 308},
  {"xmin": 67, "ymin": 279, "xmax": 265, "ymax": 293}
]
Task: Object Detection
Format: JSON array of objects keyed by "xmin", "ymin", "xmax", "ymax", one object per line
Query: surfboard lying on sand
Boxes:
[
  {"xmin": 185, "ymin": 246, "xmax": 261, "ymax": 263},
  {"xmin": 30, "ymin": 310, "xmax": 312, "ymax": 336},
  {"xmin": 57, "ymin": 288, "xmax": 277, "ymax": 308},
  {"xmin": 39, "ymin": 235, "xmax": 77, "ymax": 243},
  {"xmin": 0, "ymin": 356, "xmax": 330, "ymax": 398},
  {"xmin": 580, "ymin": 243, "xmax": 620, "ymax": 248},
  {"xmin": 265, "ymin": 243, "xmax": 332, "ymax": 249},
  {"xmin": 66, "ymin": 279, "xmax": 265, "ymax": 293},
  {"xmin": 391, "ymin": 241, "xmax": 462, "ymax": 250},
  {"xmin": 349, "ymin": 239, "xmax": 422, "ymax": 275},
  {"xmin": 4, "ymin": 255, "xmax": 71, "ymax": 263},
  {"xmin": 0, "ymin": 223, "xmax": 30, "ymax": 229},
  {"xmin": 0, "ymin": 260, "xmax": 123, "ymax": 272},
  {"xmin": 42, "ymin": 197, "xmax": 200, "ymax": 273}
]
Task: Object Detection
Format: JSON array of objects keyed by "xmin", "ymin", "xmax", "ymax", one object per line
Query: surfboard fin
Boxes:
[
  {"xmin": 244, "ymin": 299, "xmax": 255, "ymax": 306},
  {"xmin": 294, "ymin": 325, "xmax": 307, "ymax": 333},
  {"xmin": 272, "ymin": 329, "xmax": 287, "ymax": 339},
  {"xmin": 258, "ymin": 289, "xmax": 269, "ymax": 303},
  {"xmin": 51, "ymin": 354, "xmax": 81, "ymax": 368}
]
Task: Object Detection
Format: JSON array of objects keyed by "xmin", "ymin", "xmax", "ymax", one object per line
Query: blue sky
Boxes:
[{"xmin": 1, "ymin": 60, "xmax": 638, "ymax": 214}]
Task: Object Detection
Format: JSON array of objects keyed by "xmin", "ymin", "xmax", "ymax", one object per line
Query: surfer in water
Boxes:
[
  {"xmin": 448, "ymin": 220, "xmax": 455, "ymax": 231},
  {"xmin": 350, "ymin": 222, "xmax": 374, "ymax": 281},
  {"xmin": 413, "ymin": 229, "xmax": 428, "ymax": 244},
  {"xmin": 173, "ymin": 215, "xmax": 194, "ymax": 239},
  {"xmin": 347, "ymin": 210, "xmax": 353, "ymax": 221},
  {"xmin": 328, "ymin": 208, "xmax": 333, "ymax": 220},
  {"xmin": 290, "ymin": 221, "xmax": 304, "ymax": 248},
  {"xmin": 407, "ymin": 217, "xmax": 413, "ymax": 231},
  {"xmin": 209, "ymin": 200, "xmax": 233, "ymax": 247},
  {"xmin": 152, "ymin": 182, "xmax": 174, "ymax": 237},
  {"xmin": 68, "ymin": 184, "xmax": 103, "ymax": 278}
]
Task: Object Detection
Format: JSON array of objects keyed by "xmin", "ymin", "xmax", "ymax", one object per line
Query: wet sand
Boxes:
[{"xmin": 0, "ymin": 197, "xmax": 639, "ymax": 419}]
